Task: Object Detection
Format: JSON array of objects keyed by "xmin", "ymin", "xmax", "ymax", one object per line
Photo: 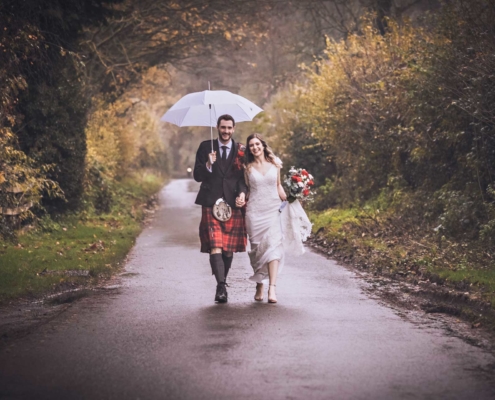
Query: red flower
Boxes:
[
  {"xmin": 234, "ymin": 144, "xmax": 245, "ymax": 170},
  {"xmin": 307, "ymin": 180, "xmax": 314, "ymax": 186},
  {"xmin": 291, "ymin": 175, "xmax": 302, "ymax": 182},
  {"xmin": 301, "ymin": 169, "xmax": 309, "ymax": 176},
  {"xmin": 303, "ymin": 188, "xmax": 310, "ymax": 196}
]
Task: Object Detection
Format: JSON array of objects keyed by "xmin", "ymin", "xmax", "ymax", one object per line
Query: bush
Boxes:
[
  {"xmin": 263, "ymin": 1, "xmax": 495, "ymax": 244},
  {"xmin": 0, "ymin": 0, "xmax": 120, "ymax": 227},
  {"xmin": 16, "ymin": 57, "xmax": 88, "ymax": 212}
]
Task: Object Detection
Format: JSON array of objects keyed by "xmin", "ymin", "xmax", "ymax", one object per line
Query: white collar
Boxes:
[{"xmin": 218, "ymin": 138, "xmax": 232, "ymax": 149}]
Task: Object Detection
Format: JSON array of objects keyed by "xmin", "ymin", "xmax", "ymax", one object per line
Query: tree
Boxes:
[
  {"xmin": 81, "ymin": 0, "xmax": 270, "ymax": 94},
  {"xmin": 1, "ymin": 0, "xmax": 121, "ymax": 212}
]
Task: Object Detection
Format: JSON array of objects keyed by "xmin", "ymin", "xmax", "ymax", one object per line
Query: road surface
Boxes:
[{"xmin": 1, "ymin": 179, "xmax": 494, "ymax": 400}]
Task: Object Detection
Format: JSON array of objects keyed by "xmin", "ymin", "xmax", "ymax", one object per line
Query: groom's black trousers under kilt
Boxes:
[{"xmin": 199, "ymin": 206, "xmax": 246, "ymax": 253}]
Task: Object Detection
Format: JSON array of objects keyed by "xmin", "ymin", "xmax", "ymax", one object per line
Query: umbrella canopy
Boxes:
[{"xmin": 161, "ymin": 90, "xmax": 263, "ymax": 127}]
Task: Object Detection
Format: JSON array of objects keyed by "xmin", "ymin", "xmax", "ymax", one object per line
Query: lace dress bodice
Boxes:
[{"xmin": 246, "ymin": 165, "xmax": 280, "ymax": 214}]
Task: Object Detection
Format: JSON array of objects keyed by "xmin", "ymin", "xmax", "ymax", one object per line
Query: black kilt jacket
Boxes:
[{"xmin": 193, "ymin": 139, "xmax": 248, "ymax": 208}]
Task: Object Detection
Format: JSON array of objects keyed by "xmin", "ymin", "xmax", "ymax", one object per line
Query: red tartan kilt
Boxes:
[{"xmin": 199, "ymin": 206, "xmax": 246, "ymax": 253}]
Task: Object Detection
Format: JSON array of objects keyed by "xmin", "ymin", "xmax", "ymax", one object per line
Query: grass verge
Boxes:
[
  {"xmin": 0, "ymin": 172, "xmax": 166, "ymax": 304},
  {"xmin": 309, "ymin": 207, "xmax": 495, "ymax": 311}
]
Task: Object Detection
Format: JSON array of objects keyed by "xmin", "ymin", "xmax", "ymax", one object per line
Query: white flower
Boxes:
[
  {"xmin": 308, "ymin": 174, "xmax": 314, "ymax": 180},
  {"xmin": 297, "ymin": 182, "xmax": 304, "ymax": 188}
]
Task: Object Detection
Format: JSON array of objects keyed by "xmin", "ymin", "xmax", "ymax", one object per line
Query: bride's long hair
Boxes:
[
  {"xmin": 245, "ymin": 133, "xmax": 280, "ymax": 170},
  {"xmin": 244, "ymin": 133, "xmax": 281, "ymax": 189}
]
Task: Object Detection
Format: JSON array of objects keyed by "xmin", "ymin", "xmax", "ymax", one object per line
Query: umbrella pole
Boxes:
[
  {"xmin": 209, "ymin": 104, "xmax": 213, "ymax": 153},
  {"xmin": 208, "ymin": 81, "xmax": 213, "ymax": 153}
]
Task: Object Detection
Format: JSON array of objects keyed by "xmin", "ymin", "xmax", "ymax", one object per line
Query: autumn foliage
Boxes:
[
  {"xmin": 0, "ymin": 0, "xmax": 264, "ymax": 238},
  {"xmin": 265, "ymin": 1, "xmax": 495, "ymax": 246}
]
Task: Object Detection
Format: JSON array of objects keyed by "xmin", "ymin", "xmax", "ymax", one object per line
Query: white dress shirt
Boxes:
[
  {"xmin": 218, "ymin": 138, "xmax": 232, "ymax": 159},
  {"xmin": 207, "ymin": 139, "xmax": 232, "ymax": 172}
]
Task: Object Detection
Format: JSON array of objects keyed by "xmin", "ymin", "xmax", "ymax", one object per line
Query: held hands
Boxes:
[
  {"xmin": 206, "ymin": 151, "xmax": 217, "ymax": 170},
  {"xmin": 235, "ymin": 192, "xmax": 246, "ymax": 208}
]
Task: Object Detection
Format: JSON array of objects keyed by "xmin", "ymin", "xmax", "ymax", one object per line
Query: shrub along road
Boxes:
[
  {"xmin": 0, "ymin": 180, "xmax": 494, "ymax": 399},
  {"xmin": 0, "ymin": 173, "xmax": 165, "ymax": 303}
]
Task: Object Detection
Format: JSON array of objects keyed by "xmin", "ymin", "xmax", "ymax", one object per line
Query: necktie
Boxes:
[{"xmin": 221, "ymin": 145, "xmax": 228, "ymax": 165}]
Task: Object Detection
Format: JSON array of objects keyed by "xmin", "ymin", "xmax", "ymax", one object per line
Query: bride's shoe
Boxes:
[
  {"xmin": 268, "ymin": 284, "xmax": 277, "ymax": 303},
  {"xmin": 254, "ymin": 283, "xmax": 264, "ymax": 302}
]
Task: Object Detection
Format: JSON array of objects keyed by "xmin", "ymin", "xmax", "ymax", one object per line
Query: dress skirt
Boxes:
[{"xmin": 245, "ymin": 202, "xmax": 284, "ymax": 284}]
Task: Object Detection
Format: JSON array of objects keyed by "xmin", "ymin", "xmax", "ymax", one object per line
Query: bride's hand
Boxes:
[
  {"xmin": 278, "ymin": 185, "xmax": 287, "ymax": 201},
  {"xmin": 235, "ymin": 192, "xmax": 246, "ymax": 207}
]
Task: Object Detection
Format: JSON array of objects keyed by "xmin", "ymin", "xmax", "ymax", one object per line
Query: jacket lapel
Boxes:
[
  {"xmin": 224, "ymin": 139, "xmax": 237, "ymax": 173},
  {"xmin": 212, "ymin": 140, "xmax": 224, "ymax": 175}
]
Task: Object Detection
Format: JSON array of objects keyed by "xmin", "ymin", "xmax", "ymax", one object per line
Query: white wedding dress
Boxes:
[{"xmin": 246, "ymin": 161, "xmax": 312, "ymax": 283}]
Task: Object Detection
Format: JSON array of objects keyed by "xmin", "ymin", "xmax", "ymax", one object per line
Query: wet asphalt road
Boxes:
[{"xmin": 1, "ymin": 179, "xmax": 495, "ymax": 400}]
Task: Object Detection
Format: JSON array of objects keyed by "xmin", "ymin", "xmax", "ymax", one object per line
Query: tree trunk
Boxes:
[{"xmin": 374, "ymin": 0, "xmax": 392, "ymax": 34}]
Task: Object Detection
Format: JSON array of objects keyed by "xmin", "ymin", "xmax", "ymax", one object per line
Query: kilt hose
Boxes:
[{"xmin": 199, "ymin": 206, "xmax": 246, "ymax": 253}]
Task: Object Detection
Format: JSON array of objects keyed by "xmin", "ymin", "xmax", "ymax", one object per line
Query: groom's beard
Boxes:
[{"xmin": 219, "ymin": 132, "xmax": 232, "ymax": 143}]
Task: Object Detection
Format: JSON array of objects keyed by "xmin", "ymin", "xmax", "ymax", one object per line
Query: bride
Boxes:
[{"xmin": 244, "ymin": 133, "xmax": 312, "ymax": 303}]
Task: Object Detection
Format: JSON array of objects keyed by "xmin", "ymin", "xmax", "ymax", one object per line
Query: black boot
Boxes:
[
  {"xmin": 222, "ymin": 253, "xmax": 233, "ymax": 282},
  {"xmin": 215, "ymin": 282, "xmax": 228, "ymax": 303},
  {"xmin": 210, "ymin": 253, "xmax": 227, "ymax": 303}
]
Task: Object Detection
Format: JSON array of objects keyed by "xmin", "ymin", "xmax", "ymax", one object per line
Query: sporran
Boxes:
[{"xmin": 212, "ymin": 198, "xmax": 232, "ymax": 222}]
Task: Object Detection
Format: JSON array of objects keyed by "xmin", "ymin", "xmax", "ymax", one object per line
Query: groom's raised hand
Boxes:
[{"xmin": 206, "ymin": 151, "xmax": 217, "ymax": 170}]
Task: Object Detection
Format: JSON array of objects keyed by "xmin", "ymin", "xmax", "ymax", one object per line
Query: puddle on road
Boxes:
[
  {"xmin": 99, "ymin": 285, "xmax": 122, "ymax": 291},
  {"xmin": 119, "ymin": 272, "xmax": 139, "ymax": 278},
  {"xmin": 46, "ymin": 288, "xmax": 93, "ymax": 305}
]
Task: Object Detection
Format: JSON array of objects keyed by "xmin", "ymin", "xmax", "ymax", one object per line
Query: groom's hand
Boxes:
[
  {"xmin": 206, "ymin": 151, "xmax": 217, "ymax": 170},
  {"xmin": 235, "ymin": 192, "xmax": 246, "ymax": 208}
]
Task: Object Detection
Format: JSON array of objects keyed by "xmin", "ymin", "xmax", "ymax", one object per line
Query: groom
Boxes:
[{"xmin": 193, "ymin": 114, "xmax": 247, "ymax": 303}]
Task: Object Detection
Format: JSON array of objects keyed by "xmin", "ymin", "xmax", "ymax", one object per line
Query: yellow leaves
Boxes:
[
  {"xmin": 224, "ymin": 31, "xmax": 232, "ymax": 41},
  {"xmin": 410, "ymin": 147, "xmax": 427, "ymax": 162},
  {"xmin": 86, "ymin": 65, "xmax": 168, "ymax": 179},
  {"xmin": 85, "ymin": 98, "xmax": 125, "ymax": 176},
  {"xmin": 0, "ymin": 172, "xmax": 5, "ymax": 185}
]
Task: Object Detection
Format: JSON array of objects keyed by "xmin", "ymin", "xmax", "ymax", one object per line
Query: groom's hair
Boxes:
[{"xmin": 217, "ymin": 114, "xmax": 236, "ymax": 127}]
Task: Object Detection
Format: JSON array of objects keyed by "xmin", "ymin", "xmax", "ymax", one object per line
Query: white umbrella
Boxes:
[{"xmin": 161, "ymin": 87, "xmax": 263, "ymax": 151}]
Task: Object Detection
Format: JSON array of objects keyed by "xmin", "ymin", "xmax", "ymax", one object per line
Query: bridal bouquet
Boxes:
[{"xmin": 284, "ymin": 167, "xmax": 315, "ymax": 203}]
